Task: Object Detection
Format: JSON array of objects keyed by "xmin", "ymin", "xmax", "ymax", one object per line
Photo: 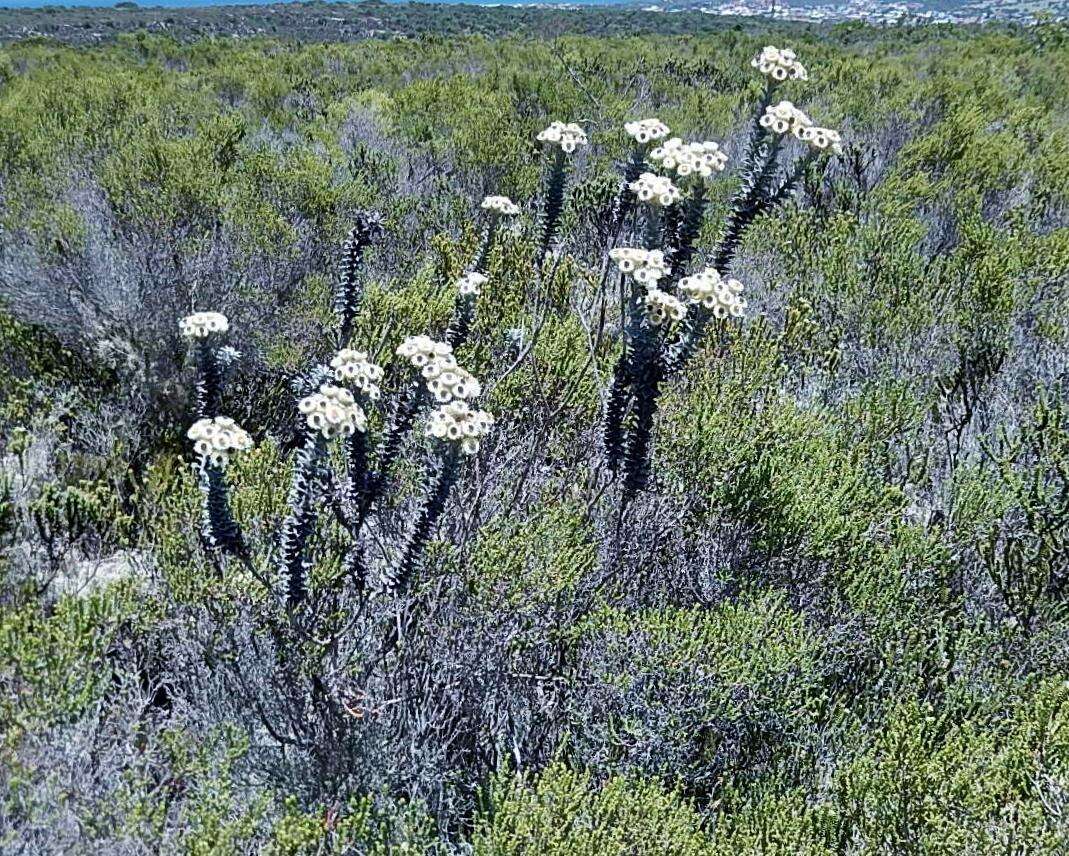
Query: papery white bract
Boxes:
[
  {"xmin": 759, "ymin": 101, "xmax": 814, "ymax": 138},
  {"xmin": 536, "ymin": 121, "xmax": 588, "ymax": 153},
  {"xmin": 751, "ymin": 45, "xmax": 809, "ymax": 82},
  {"xmin": 678, "ymin": 267, "xmax": 747, "ymax": 319},
  {"xmin": 649, "ymin": 138, "xmax": 729, "ymax": 182},
  {"xmin": 481, "ymin": 195, "xmax": 520, "ymax": 216},
  {"xmin": 179, "ymin": 312, "xmax": 229, "ymax": 339},
  {"xmin": 624, "ymin": 118, "xmax": 671, "ymax": 145},
  {"xmin": 426, "ymin": 400, "xmax": 495, "ymax": 455},
  {"xmin": 422, "ymin": 355, "xmax": 483, "ymax": 403},
  {"xmin": 397, "ymin": 335, "xmax": 453, "ymax": 369},
  {"xmin": 187, "ymin": 416, "xmax": 253, "ymax": 467},
  {"xmin": 330, "ymin": 349, "xmax": 384, "ymax": 400},
  {"xmin": 628, "ymin": 172, "xmax": 682, "ymax": 207},
  {"xmin": 457, "ymin": 272, "xmax": 489, "ymax": 297},
  {"xmin": 643, "ymin": 288, "xmax": 688, "ymax": 327},
  {"xmin": 297, "ymin": 384, "xmax": 367, "ymax": 438},
  {"xmin": 609, "ymin": 248, "xmax": 671, "ymax": 286},
  {"xmin": 799, "ymin": 125, "xmax": 844, "ymax": 156}
]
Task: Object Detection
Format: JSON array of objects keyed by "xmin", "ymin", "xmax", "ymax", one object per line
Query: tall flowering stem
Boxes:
[
  {"xmin": 383, "ymin": 445, "xmax": 461, "ymax": 595},
  {"xmin": 602, "ymin": 48, "xmax": 842, "ymax": 493},
  {"xmin": 608, "ymin": 148, "xmax": 649, "ymax": 245},
  {"xmin": 539, "ymin": 147, "xmax": 568, "ymax": 267},
  {"xmin": 281, "ymin": 377, "xmax": 366, "ymax": 608},
  {"xmin": 357, "ymin": 380, "xmax": 426, "ymax": 529},
  {"xmin": 666, "ymin": 184, "xmax": 707, "ymax": 285},
  {"xmin": 280, "ymin": 429, "xmax": 325, "ymax": 609},
  {"xmin": 200, "ymin": 463, "xmax": 246, "ymax": 558},
  {"xmin": 195, "ymin": 339, "xmax": 224, "ymax": 419},
  {"xmin": 335, "ymin": 213, "xmax": 381, "ymax": 348}
]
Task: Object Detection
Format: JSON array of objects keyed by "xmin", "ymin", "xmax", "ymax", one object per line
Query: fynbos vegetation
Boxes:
[{"xmin": 2, "ymin": 18, "xmax": 1069, "ymax": 854}]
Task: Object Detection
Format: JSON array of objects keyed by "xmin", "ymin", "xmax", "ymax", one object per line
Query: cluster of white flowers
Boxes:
[
  {"xmin": 799, "ymin": 125, "xmax": 844, "ymax": 156},
  {"xmin": 481, "ymin": 195, "xmax": 520, "ymax": 216},
  {"xmin": 398, "ymin": 335, "xmax": 483, "ymax": 404},
  {"xmin": 751, "ymin": 46, "xmax": 809, "ymax": 82},
  {"xmin": 608, "ymin": 247, "xmax": 671, "ymax": 286},
  {"xmin": 624, "ymin": 118, "xmax": 671, "ymax": 145},
  {"xmin": 759, "ymin": 101, "xmax": 814, "ymax": 138},
  {"xmin": 422, "ymin": 355, "xmax": 482, "ymax": 403},
  {"xmin": 457, "ymin": 272, "xmax": 488, "ymax": 297},
  {"xmin": 678, "ymin": 268, "xmax": 747, "ymax": 318},
  {"xmin": 187, "ymin": 416, "xmax": 253, "ymax": 467},
  {"xmin": 330, "ymin": 349, "xmax": 384, "ymax": 400},
  {"xmin": 397, "ymin": 335, "xmax": 454, "ymax": 369},
  {"xmin": 643, "ymin": 288, "xmax": 687, "ymax": 327},
  {"xmin": 426, "ymin": 401, "xmax": 495, "ymax": 455},
  {"xmin": 536, "ymin": 121, "xmax": 588, "ymax": 153},
  {"xmin": 648, "ymin": 138, "xmax": 729, "ymax": 182},
  {"xmin": 628, "ymin": 172, "xmax": 682, "ymax": 207},
  {"xmin": 179, "ymin": 312, "xmax": 229, "ymax": 339},
  {"xmin": 298, "ymin": 384, "xmax": 367, "ymax": 439}
]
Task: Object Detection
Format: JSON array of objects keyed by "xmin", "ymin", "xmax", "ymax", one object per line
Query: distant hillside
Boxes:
[{"xmin": 0, "ymin": 1, "xmax": 807, "ymax": 45}]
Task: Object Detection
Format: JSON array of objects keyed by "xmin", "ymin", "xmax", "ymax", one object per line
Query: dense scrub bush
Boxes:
[{"xmin": 1, "ymin": 20, "xmax": 1069, "ymax": 854}]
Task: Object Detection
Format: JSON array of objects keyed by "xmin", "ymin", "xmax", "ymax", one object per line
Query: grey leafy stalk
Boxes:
[
  {"xmin": 355, "ymin": 380, "xmax": 427, "ymax": 528},
  {"xmin": 446, "ymin": 290, "xmax": 477, "ymax": 352},
  {"xmin": 608, "ymin": 147, "xmax": 647, "ymax": 242},
  {"xmin": 665, "ymin": 184, "xmax": 707, "ymax": 285},
  {"xmin": 195, "ymin": 339, "xmax": 223, "ymax": 419},
  {"xmin": 383, "ymin": 444, "xmax": 461, "ymax": 595},
  {"xmin": 200, "ymin": 463, "xmax": 247, "ymax": 558},
  {"xmin": 538, "ymin": 147, "xmax": 568, "ymax": 266},
  {"xmin": 335, "ymin": 212, "xmax": 382, "ymax": 348},
  {"xmin": 447, "ymin": 218, "xmax": 498, "ymax": 350},
  {"xmin": 280, "ymin": 427, "xmax": 326, "ymax": 609}
]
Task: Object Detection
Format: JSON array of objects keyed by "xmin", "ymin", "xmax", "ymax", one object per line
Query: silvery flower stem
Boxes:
[
  {"xmin": 538, "ymin": 147, "xmax": 568, "ymax": 267},
  {"xmin": 622, "ymin": 352, "xmax": 663, "ymax": 499},
  {"xmin": 608, "ymin": 147, "xmax": 647, "ymax": 244},
  {"xmin": 195, "ymin": 339, "xmax": 223, "ymax": 419},
  {"xmin": 357, "ymin": 381, "xmax": 427, "ymax": 528},
  {"xmin": 666, "ymin": 184, "xmax": 707, "ymax": 285},
  {"xmin": 335, "ymin": 214, "xmax": 379, "ymax": 348},
  {"xmin": 473, "ymin": 216, "xmax": 498, "ymax": 274},
  {"xmin": 345, "ymin": 426, "xmax": 370, "ymax": 512},
  {"xmin": 384, "ymin": 444, "xmax": 461, "ymax": 595},
  {"xmin": 643, "ymin": 206, "xmax": 663, "ymax": 251},
  {"xmin": 280, "ymin": 429, "xmax": 325, "ymax": 609},
  {"xmin": 603, "ymin": 272, "xmax": 643, "ymax": 470},
  {"xmin": 200, "ymin": 462, "xmax": 244, "ymax": 559},
  {"xmin": 446, "ymin": 294, "xmax": 476, "ymax": 350}
]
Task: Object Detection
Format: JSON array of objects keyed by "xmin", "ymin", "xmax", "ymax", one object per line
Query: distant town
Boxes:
[{"xmin": 664, "ymin": 0, "xmax": 1069, "ymax": 24}]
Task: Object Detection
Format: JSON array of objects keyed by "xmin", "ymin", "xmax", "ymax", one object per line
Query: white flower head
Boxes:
[
  {"xmin": 628, "ymin": 172, "xmax": 682, "ymax": 207},
  {"xmin": 397, "ymin": 335, "xmax": 453, "ymax": 369},
  {"xmin": 426, "ymin": 400, "xmax": 495, "ymax": 455},
  {"xmin": 624, "ymin": 118, "xmax": 671, "ymax": 145},
  {"xmin": 481, "ymin": 195, "xmax": 520, "ymax": 216},
  {"xmin": 330, "ymin": 348, "xmax": 384, "ymax": 400},
  {"xmin": 536, "ymin": 121, "xmax": 588, "ymax": 154},
  {"xmin": 678, "ymin": 267, "xmax": 747, "ymax": 319},
  {"xmin": 297, "ymin": 384, "xmax": 366, "ymax": 439},
  {"xmin": 422, "ymin": 355, "xmax": 483, "ymax": 403},
  {"xmin": 608, "ymin": 247, "xmax": 670, "ymax": 286},
  {"xmin": 751, "ymin": 45, "xmax": 809, "ymax": 82},
  {"xmin": 643, "ymin": 288, "xmax": 688, "ymax": 327},
  {"xmin": 187, "ymin": 416, "xmax": 253, "ymax": 467},
  {"xmin": 649, "ymin": 138, "xmax": 729, "ymax": 183},
  {"xmin": 759, "ymin": 101, "xmax": 814, "ymax": 138},
  {"xmin": 799, "ymin": 125, "xmax": 844, "ymax": 156},
  {"xmin": 457, "ymin": 272, "xmax": 488, "ymax": 297},
  {"xmin": 179, "ymin": 311, "xmax": 229, "ymax": 340}
]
